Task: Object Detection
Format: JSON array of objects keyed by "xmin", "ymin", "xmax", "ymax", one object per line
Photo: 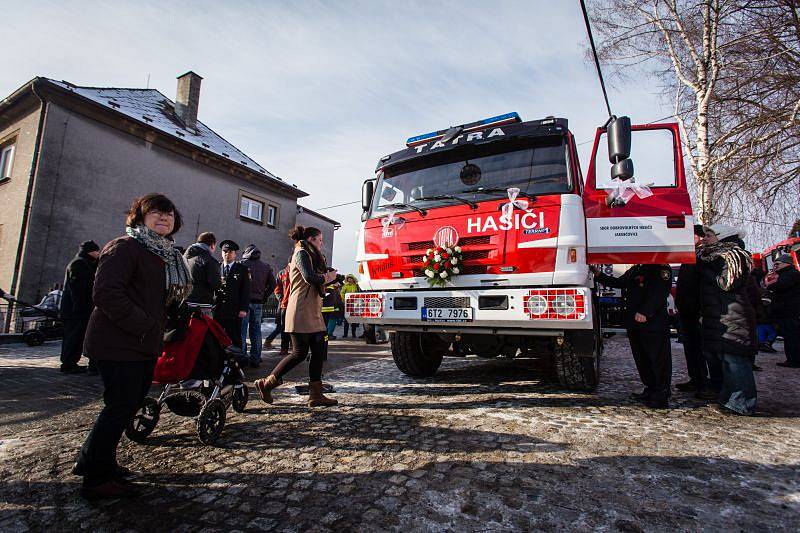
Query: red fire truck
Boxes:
[
  {"xmin": 345, "ymin": 112, "xmax": 695, "ymax": 390},
  {"xmin": 761, "ymin": 237, "xmax": 800, "ymax": 272}
]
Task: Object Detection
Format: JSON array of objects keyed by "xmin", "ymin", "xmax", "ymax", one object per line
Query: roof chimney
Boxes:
[{"xmin": 175, "ymin": 71, "xmax": 202, "ymax": 131}]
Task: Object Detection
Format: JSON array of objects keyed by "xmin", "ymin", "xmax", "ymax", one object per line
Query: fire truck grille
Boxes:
[
  {"xmin": 412, "ymin": 264, "xmax": 487, "ymax": 277},
  {"xmin": 423, "ymin": 297, "xmax": 471, "ymax": 308},
  {"xmin": 404, "ymin": 250, "xmax": 490, "ymax": 264},
  {"xmin": 406, "ymin": 235, "xmax": 492, "ymax": 251}
]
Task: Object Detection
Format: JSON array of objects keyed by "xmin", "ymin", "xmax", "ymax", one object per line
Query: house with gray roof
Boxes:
[{"xmin": 0, "ymin": 72, "xmax": 337, "ymax": 324}]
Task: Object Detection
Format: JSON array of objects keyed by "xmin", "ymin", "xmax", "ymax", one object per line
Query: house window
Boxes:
[
  {"xmin": 240, "ymin": 195, "xmax": 264, "ymax": 223},
  {"xmin": 0, "ymin": 143, "xmax": 14, "ymax": 180},
  {"xmin": 267, "ymin": 204, "xmax": 277, "ymax": 227}
]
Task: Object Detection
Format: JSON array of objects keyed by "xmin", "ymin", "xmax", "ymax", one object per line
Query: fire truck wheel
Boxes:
[
  {"xmin": 554, "ymin": 315, "xmax": 602, "ymax": 391},
  {"xmin": 391, "ymin": 332, "xmax": 445, "ymax": 377},
  {"xmin": 553, "ymin": 341, "xmax": 599, "ymax": 391}
]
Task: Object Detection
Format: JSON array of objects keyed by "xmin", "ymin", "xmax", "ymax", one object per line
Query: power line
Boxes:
[
  {"xmin": 580, "ymin": 0, "xmax": 612, "ymax": 117},
  {"xmin": 718, "ymin": 215, "xmax": 793, "ymax": 228},
  {"xmin": 575, "ymin": 114, "xmax": 676, "ymax": 146},
  {"xmin": 314, "ymin": 200, "xmax": 361, "ymax": 211}
]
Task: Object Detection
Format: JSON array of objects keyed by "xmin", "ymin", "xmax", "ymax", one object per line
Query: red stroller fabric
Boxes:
[{"xmin": 154, "ymin": 314, "xmax": 233, "ymax": 383}]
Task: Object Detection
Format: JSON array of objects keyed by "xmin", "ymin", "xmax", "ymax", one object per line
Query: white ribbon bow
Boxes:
[
  {"xmin": 604, "ymin": 178, "xmax": 653, "ymax": 206},
  {"xmin": 381, "ymin": 210, "xmax": 405, "ymax": 238},
  {"xmin": 499, "ymin": 187, "xmax": 531, "ymax": 224}
]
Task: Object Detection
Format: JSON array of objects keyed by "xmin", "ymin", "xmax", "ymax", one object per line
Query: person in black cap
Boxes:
[
  {"xmin": 591, "ymin": 263, "xmax": 674, "ymax": 408},
  {"xmin": 764, "ymin": 253, "xmax": 800, "ymax": 368},
  {"xmin": 674, "ymin": 224, "xmax": 707, "ymax": 392},
  {"xmin": 214, "ymin": 240, "xmax": 251, "ymax": 348},
  {"xmin": 59, "ymin": 240, "xmax": 101, "ymax": 374}
]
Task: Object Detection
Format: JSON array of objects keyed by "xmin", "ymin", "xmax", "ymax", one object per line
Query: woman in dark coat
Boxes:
[
  {"xmin": 72, "ymin": 193, "xmax": 191, "ymax": 500},
  {"xmin": 697, "ymin": 228, "xmax": 758, "ymax": 415}
]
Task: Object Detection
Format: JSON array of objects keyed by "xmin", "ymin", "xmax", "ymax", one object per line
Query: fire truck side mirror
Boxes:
[
  {"xmin": 611, "ymin": 158, "xmax": 634, "ymax": 181},
  {"xmin": 362, "ymin": 180, "xmax": 375, "ymax": 212},
  {"xmin": 607, "ymin": 116, "xmax": 631, "ymax": 163},
  {"xmin": 607, "ymin": 116, "xmax": 634, "ymax": 181}
]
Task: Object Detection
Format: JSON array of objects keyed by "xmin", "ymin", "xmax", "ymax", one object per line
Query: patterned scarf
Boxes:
[
  {"xmin": 126, "ymin": 225, "xmax": 192, "ymax": 305},
  {"xmin": 698, "ymin": 241, "xmax": 753, "ymax": 291}
]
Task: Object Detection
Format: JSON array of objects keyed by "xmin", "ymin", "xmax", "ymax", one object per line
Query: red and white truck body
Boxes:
[{"xmin": 346, "ymin": 113, "xmax": 694, "ymax": 388}]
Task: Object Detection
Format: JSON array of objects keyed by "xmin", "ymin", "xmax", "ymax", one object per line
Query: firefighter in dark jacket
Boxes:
[
  {"xmin": 184, "ymin": 232, "xmax": 221, "ymax": 310},
  {"xmin": 214, "ymin": 240, "xmax": 251, "ymax": 348},
  {"xmin": 674, "ymin": 225, "xmax": 706, "ymax": 392},
  {"xmin": 764, "ymin": 253, "xmax": 800, "ymax": 368},
  {"xmin": 591, "ymin": 263, "xmax": 673, "ymax": 408},
  {"xmin": 59, "ymin": 240, "xmax": 101, "ymax": 374}
]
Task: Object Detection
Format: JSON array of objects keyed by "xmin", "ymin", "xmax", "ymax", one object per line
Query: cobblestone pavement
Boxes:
[{"xmin": 1, "ymin": 334, "xmax": 799, "ymax": 532}]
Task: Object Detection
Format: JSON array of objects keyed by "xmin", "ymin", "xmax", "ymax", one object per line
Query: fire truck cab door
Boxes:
[{"xmin": 583, "ymin": 123, "xmax": 695, "ymax": 265}]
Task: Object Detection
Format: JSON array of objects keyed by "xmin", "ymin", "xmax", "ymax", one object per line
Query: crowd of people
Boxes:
[
  {"xmin": 593, "ymin": 223, "xmax": 800, "ymax": 415},
  {"xmin": 60, "ymin": 193, "xmax": 360, "ymax": 500}
]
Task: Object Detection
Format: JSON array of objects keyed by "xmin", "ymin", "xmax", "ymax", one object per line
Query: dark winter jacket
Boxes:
[
  {"xmin": 184, "ymin": 243, "xmax": 221, "ymax": 305},
  {"xmin": 84, "ymin": 236, "xmax": 168, "ymax": 361},
  {"xmin": 697, "ymin": 248, "xmax": 757, "ymax": 357},
  {"xmin": 59, "ymin": 252, "xmax": 98, "ymax": 320},
  {"xmin": 767, "ymin": 267, "xmax": 800, "ymax": 319},
  {"xmin": 322, "ymin": 286, "xmax": 344, "ymax": 319},
  {"xmin": 675, "ymin": 262, "xmax": 701, "ymax": 319},
  {"xmin": 241, "ymin": 245, "xmax": 275, "ymax": 303},
  {"xmin": 214, "ymin": 262, "xmax": 251, "ymax": 319}
]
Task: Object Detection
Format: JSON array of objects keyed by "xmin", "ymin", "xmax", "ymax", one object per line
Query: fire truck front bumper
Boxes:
[{"xmin": 344, "ymin": 287, "xmax": 594, "ymax": 335}]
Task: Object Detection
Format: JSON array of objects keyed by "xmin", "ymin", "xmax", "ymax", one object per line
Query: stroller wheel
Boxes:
[
  {"xmin": 232, "ymin": 384, "xmax": 249, "ymax": 413},
  {"xmin": 197, "ymin": 398, "xmax": 226, "ymax": 445},
  {"xmin": 23, "ymin": 330, "xmax": 46, "ymax": 347},
  {"xmin": 126, "ymin": 397, "xmax": 161, "ymax": 443}
]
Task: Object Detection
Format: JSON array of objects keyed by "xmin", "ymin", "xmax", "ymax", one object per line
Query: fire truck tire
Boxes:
[
  {"xmin": 553, "ymin": 341, "xmax": 599, "ymax": 391},
  {"xmin": 554, "ymin": 309, "xmax": 602, "ymax": 391},
  {"xmin": 391, "ymin": 332, "xmax": 444, "ymax": 377}
]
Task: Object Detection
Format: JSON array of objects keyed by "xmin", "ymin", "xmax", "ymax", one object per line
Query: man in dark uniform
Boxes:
[
  {"xmin": 591, "ymin": 263, "xmax": 674, "ymax": 408},
  {"xmin": 674, "ymin": 225, "xmax": 706, "ymax": 391},
  {"xmin": 214, "ymin": 240, "xmax": 251, "ymax": 348},
  {"xmin": 59, "ymin": 240, "xmax": 100, "ymax": 374}
]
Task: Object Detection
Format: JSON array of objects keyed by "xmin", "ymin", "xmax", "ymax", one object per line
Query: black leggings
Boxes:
[
  {"xmin": 270, "ymin": 331, "xmax": 326, "ymax": 382},
  {"xmin": 75, "ymin": 359, "xmax": 155, "ymax": 484}
]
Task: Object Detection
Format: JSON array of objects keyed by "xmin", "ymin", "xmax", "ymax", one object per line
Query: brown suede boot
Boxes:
[
  {"xmin": 254, "ymin": 375, "xmax": 282, "ymax": 404},
  {"xmin": 308, "ymin": 381, "xmax": 338, "ymax": 407}
]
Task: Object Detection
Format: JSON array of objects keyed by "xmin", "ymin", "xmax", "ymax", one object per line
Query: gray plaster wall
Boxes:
[
  {"xmin": 0, "ymin": 102, "xmax": 42, "ymax": 296},
  {"xmin": 18, "ymin": 103, "xmax": 298, "ymax": 301}
]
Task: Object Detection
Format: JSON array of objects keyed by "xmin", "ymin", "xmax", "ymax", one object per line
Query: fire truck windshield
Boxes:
[{"xmin": 372, "ymin": 137, "xmax": 570, "ymax": 217}]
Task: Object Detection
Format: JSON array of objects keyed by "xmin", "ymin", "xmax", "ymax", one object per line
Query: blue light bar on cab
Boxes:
[{"xmin": 406, "ymin": 112, "xmax": 522, "ymax": 147}]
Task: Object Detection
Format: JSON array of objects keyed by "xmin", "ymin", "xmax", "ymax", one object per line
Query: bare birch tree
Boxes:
[{"xmin": 588, "ymin": 0, "xmax": 800, "ymax": 237}]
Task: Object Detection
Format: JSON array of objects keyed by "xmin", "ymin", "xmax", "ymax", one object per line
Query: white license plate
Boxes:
[{"xmin": 421, "ymin": 307, "xmax": 473, "ymax": 322}]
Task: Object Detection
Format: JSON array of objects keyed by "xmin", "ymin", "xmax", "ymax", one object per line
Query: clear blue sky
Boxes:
[{"xmin": 3, "ymin": 0, "xmax": 674, "ymax": 271}]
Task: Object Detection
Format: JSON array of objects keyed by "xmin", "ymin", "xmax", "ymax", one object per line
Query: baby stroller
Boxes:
[
  {"xmin": 125, "ymin": 308, "xmax": 249, "ymax": 445},
  {"xmin": 0, "ymin": 287, "xmax": 63, "ymax": 346}
]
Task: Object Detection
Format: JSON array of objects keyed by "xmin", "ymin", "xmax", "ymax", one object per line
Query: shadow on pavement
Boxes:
[{"xmin": 1, "ymin": 455, "xmax": 797, "ymax": 531}]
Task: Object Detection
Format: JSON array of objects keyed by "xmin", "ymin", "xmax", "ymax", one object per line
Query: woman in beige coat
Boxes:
[{"xmin": 255, "ymin": 226, "xmax": 339, "ymax": 406}]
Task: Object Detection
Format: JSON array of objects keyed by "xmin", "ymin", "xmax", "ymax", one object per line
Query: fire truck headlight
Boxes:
[
  {"xmin": 526, "ymin": 295, "xmax": 548, "ymax": 316},
  {"xmin": 367, "ymin": 297, "xmax": 383, "ymax": 316},
  {"xmin": 352, "ymin": 298, "xmax": 367, "ymax": 316},
  {"xmin": 552, "ymin": 294, "xmax": 576, "ymax": 316}
]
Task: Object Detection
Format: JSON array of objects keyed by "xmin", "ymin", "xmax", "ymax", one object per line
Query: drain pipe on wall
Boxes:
[{"xmin": 5, "ymin": 80, "xmax": 48, "ymax": 333}]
